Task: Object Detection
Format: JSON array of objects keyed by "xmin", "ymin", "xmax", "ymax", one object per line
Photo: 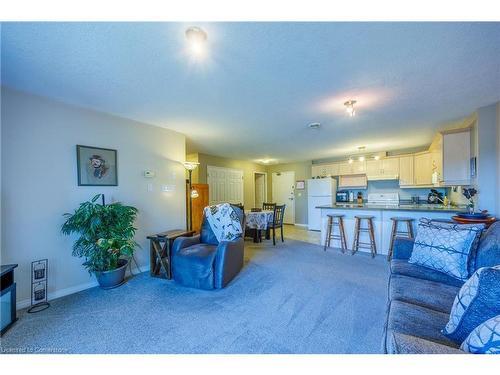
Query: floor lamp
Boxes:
[{"xmin": 182, "ymin": 161, "xmax": 200, "ymax": 231}]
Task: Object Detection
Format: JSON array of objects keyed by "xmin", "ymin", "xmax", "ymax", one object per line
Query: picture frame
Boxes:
[
  {"xmin": 77, "ymin": 145, "xmax": 118, "ymax": 186},
  {"xmin": 296, "ymin": 180, "xmax": 305, "ymax": 190}
]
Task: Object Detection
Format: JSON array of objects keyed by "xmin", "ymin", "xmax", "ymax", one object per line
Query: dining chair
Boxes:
[
  {"xmin": 263, "ymin": 202, "xmax": 276, "ymax": 211},
  {"xmin": 268, "ymin": 204, "xmax": 286, "ymax": 246}
]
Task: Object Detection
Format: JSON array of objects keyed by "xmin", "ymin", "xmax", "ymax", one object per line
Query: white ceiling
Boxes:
[{"xmin": 2, "ymin": 22, "xmax": 499, "ymax": 163}]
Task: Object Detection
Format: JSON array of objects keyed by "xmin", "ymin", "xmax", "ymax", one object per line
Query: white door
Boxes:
[
  {"xmin": 207, "ymin": 166, "xmax": 244, "ymax": 206},
  {"xmin": 254, "ymin": 173, "xmax": 266, "ymax": 208},
  {"xmin": 272, "ymin": 171, "xmax": 295, "ymax": 224}
]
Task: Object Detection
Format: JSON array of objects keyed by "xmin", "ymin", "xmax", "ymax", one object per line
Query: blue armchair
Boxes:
[{"xmin": 171, "ymin": 205, "xmax": 245, "ymax": 290}]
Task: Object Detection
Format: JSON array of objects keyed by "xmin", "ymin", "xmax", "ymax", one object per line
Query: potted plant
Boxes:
[
  {"xmin": 61, "ymin": 194, "xmax": 139, "ymax": 289},
  {"xmin": 462, "ymin": 187, "xmax": 478, "ymax": 214}
]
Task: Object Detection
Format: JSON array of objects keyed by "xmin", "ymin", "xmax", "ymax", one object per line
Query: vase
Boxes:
[{"xmin": 94, "ymin": 259, "xmax": 128, "ymax": 289}]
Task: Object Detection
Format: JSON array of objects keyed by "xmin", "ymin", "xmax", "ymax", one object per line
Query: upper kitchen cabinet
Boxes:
[
  {"xmin": 399, "ymin": 155, "xmax": 414, "ymax": 186},
  {"xmin": 441, "ymin": 128, "xmax": 471, "ymax": 186},
  {"xmin": 414, "ymin": 151, "xmax": 433, "ymax": 185},
  {"xmin": 311, "ymin": 163, "xmax": 340, "ymax": 177},
  {"xmin": 338, "ymin": 160, "xmax": 366, "ymax": 175},
  {"xmin": 366, "ymin": 157, "xmax": 399, "ymax": 180}
]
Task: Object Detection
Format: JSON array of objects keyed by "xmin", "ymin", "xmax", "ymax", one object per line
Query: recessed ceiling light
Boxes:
[
  {"xmin": 185, "ymin": 26, "xmax": 208, "ymax": 58},
  {"xmin": 344, "ymin": 100, "xmax": 357, "ymax": 117},
  {"xmin": 308, "ymin": 122, "xmax": 321, "ymax": 129}
]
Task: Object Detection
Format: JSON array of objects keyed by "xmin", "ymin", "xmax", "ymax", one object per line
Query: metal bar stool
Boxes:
[
  {"xmin": 387, "ymin": 217, "xmax": 415, "ymax": 261},
  {"xmin": 352, "ymin": 215, "xmax": 377, "ymax": 258},
  {"xmin": 324, "ymin": 214, "xmax": 347, "ymax": 252}
]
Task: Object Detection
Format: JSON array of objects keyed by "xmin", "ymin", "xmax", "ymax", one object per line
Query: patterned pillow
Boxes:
[
  {"xmin": 461, "ymin": 315, "xmax": 500, "ymax": 354},
  {"xmin": 409, "ymin": 220, "xmax": 484, "ymax": 280},
  {"xmin": 443, "ymin": 266, "xmax": 500, "ymax": 343}
]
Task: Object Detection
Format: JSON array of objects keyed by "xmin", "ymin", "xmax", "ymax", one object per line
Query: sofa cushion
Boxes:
[
  {"xmin": 443, "ymin": 265, "xmax": 500, "ymax": 343},
  {"xmin": 389, "ymin": 274, "xmax": 459, "ymax": 313},
  {"xmin": 461, "ymin": 315, "xmax": 500, "ymax": 354},
  {"xmin": 409, "ymin": 220, "xmax": 484, "ymax": 280},
  {"xmin": 172, "ymin": 243, "xmax": 218, "ymax": 290},
  {"xmin": 387, "ymin": 332, "xmax": 465, "ymax": 354},
  {"xmin": 391, "ymin": 259, "xmax": 464, "ymax": 287},
  {"xmin": 386, "ymin": 300, "xmax": 459, "ymax": 348},
  {"xmin": 475, "ymin": 221, "xmax": 500, "ymax": 271}
]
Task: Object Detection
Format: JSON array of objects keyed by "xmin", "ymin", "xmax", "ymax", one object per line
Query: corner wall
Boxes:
[{"xmin": 1, "ymin": 88, "xmax": 187, "ymax": 305}]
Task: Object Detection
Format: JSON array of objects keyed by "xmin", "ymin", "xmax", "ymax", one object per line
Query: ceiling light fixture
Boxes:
[
  {"xmin": 308, "ymin": 122, "xmax": 321, "ymax": 129},
  {"xmin": 344, "ymin": 100, "xmax": 357, "ymax": 117},
  {"xmin": 374, "ymin": 155, "xmax": 380, "ymax": 160},
  {"xmin": 185, "ymin": 26, "xmax": 208, "ymax": 58}
]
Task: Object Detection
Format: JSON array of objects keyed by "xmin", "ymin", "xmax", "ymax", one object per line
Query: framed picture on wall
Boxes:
[
  {"xmin": 296, "ymin": 180, "xmax": 305, "ymax": 190},
  {"xmin": 76, "ymin": 145, "xmax": 118, "ymax": 186}
]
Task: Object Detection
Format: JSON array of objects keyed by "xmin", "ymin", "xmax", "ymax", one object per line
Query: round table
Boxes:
[{"xmin": 245, "ymin": 210, "xmax": 274, "ymax": 242}]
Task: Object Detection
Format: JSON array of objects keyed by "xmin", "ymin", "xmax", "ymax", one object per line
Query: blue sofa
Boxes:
[
  {"xmin": 171, "ymin": 205, "xmax": 245, "ymax": 290},
  {"xmin": 384, "ymin": 221, "xmax": 500, "ymax": 354}
]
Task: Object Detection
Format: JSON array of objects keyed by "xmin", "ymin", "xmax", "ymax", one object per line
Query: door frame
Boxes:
[
  {"xmin": 207, "ymin": 165, "xmax": 244, "ymax": 205},
  {"xmin": 271, "ymin": 171, "xmax": 295, "ymax": 224},
  {"xmin": 253, "ymin": 171, "xmax": 268, "ymax": 208}
]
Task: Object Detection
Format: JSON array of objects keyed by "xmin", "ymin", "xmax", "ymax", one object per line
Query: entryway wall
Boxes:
[{"xmin": 187, "ymin": 152, "xmax": 267, "ymax": 209}]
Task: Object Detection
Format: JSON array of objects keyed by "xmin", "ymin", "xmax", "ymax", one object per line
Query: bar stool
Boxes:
[
  {"xmin": 324, "ymin": 214, "xmax": 347, "ymax": 252},
  {"xmin": 352, "ymin": 215, "xmax": 377, "ymax": 258},
  {"xmin": 387, "ymin": 217, "xmax": 415, "ymax": 261}
]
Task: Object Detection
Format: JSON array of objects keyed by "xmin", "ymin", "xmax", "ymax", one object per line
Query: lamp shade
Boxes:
[
  {"xmin": 190, "ymin": 189, "xmax": 199, "ymax": 199},
  {"xmin": 182, "ymin": 161, "xmax": 200, "ymax": 171}
]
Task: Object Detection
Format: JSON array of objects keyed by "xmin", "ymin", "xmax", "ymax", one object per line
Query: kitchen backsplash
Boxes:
[{"xmin": 336, "ymin": 179, "xmax": 448, "ymax": 202}]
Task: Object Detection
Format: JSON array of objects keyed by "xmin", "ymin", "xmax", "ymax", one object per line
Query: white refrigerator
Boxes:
[{"xmin": 307, "ymin": 178, "xmax": 337, "ymax": 231}]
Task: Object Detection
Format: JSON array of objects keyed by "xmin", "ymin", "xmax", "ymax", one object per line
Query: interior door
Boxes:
[
  {"xmin": 207, "ymin": 166, "xmax": 244, "ymax": 205},
  {"xmin": 272, "ymin": 171, "xmax": 295, "ymax": 224}
]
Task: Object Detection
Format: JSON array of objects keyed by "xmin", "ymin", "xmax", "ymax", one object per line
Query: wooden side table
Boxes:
[
  {"xmin": 451, "ymin": 216, "xmax": 497, "ymax": 228},
  {"xmin": 147, "ymin": 229, "xmax": 194, "ymax": 280}
]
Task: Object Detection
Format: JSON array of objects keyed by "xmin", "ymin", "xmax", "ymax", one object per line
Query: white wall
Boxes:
[{"xmin": 1, "ymin": 87, "xmax": 187, "ymax": 306}]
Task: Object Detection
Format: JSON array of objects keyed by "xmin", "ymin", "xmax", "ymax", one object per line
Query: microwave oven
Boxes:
[{"xmin": 336, "ymin": 190, "xmax": 349, "ymax": 202}]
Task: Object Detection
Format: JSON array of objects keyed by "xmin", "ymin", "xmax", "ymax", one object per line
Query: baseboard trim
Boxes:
[
  {"xmin": 294, "ymin": 223, "xmax": 308, "ymax": 227},
  {"xmin": 17, "ymin": 264, "xmax": 150, "ymax": 310}
]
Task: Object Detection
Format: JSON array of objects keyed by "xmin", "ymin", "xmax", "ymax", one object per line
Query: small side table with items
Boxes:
[{"xmin": 147, "ymin": 229, "xmax": 195, "ymax": 280}]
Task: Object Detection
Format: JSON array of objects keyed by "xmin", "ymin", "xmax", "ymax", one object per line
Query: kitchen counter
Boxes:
[
  {"xmin": 317, "ymin": 203, "xmax": 467, "ymax": 256},
  {"xmin": 317, "ymin": 203, "xmax": 467, "ymax": 213}
]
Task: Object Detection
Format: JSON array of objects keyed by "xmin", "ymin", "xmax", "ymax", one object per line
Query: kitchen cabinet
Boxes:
[
  {"xmin": 414, "ymin": 152, "xmax": 433, "ymax": 185},
  {"xmin": 311, "ymin": 163, "xmax": 340, "ymax": 177},
  {"xmin": 366, "ymin": 158, "xmax": 399, "ymax": 180},
  {"xmin": 338, "ymin": 162, "xmax": 352, "ymax": 175},
  {"xmin": 399, "ymin": 155, "xmax": 414, "ymax": 186},
  {"xmin": 441, "ymin": 129, "xmax": 471, "ymax": 186},
  {"xmin": 338, "ymin": 174, "xmax": 367, "ymax": 189},
  {"xmin": 337, "ymin": 160, "xmax": 366, "ymax": 175}
]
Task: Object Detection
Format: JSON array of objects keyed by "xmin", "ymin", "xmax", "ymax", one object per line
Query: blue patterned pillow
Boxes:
[
  {"xmin": 409, "ymin": 220, "xmax": 484, "ymax": 280},
  {"xmin": 461, "ymin": 315, "xmax": 500, "ymax": 354},
  {"xmin": 443, "ymin": 266, "xmax": 500, "ymax": 343}
]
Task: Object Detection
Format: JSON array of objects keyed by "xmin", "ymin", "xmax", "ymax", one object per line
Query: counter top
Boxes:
[{"xmin": 316, "ymin": 203, "xmax": 467, "ymax": 213}]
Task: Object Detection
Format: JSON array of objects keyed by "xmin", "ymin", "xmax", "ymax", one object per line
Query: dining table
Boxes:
[{"xmin": 245, "ymin": 210, "xmax": 275, "ymax": 243}]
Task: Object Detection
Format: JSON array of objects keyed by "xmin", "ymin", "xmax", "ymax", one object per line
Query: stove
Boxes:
[{"xmin": 367, "ymin": 193, "xmax": 400, "ymax": 206}]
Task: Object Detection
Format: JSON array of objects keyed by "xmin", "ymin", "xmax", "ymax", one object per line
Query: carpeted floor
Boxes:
[{"xmin": 1, "ymin": 239, "xmax": 390, "ymax": 354}]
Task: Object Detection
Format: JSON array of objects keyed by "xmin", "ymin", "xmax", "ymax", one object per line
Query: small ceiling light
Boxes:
[
  {"xmin": 358, "ymin": 156, "xmax": 365, "ymax": 162},
  {"xmin": 344, "ymin": 100, "xmax": 357, "ymax": 117},
  {"xmin": 348, "ymin": 157, "xmax": 353, "ymax": 164},
  {"xmin": 308, "ymin": 122, "xmax": 321, "ymax": 129},
  {"xmin": 374, "ymin": 155, "xmax": 380, "ymax": 160},
  {"xmin": 182, "ymin": 161, "xmax": 200, "ymax": 171},
  {"xmin": 185, "ymin": 26, "xmax": 208, "ymax": 58}
]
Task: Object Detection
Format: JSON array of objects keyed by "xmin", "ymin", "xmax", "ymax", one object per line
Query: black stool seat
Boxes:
[
  {"xmin": 327, "ymin": 213, "xmax": 345, "ymax": 218},
  {"xmin": 355, "ymin": 215, "xmax": 375, "ymax": 219}
]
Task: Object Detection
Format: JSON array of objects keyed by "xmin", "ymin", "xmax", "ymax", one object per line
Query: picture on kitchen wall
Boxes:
[{"xmin": 77, "ymin": 145, "xmax": 118, "ymax": 186}]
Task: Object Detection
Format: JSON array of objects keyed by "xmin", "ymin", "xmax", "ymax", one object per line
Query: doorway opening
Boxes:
[{"xmin": 253, "ymin": 171, "xmax": 268, "ymax": 209}]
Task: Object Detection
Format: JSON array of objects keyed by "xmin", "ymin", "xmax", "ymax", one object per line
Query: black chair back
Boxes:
[
  {"xmin": 263, "ymin": 202, "xmax": 276, "ymax": 211},
  {"xmin": 273, "ymin": 205, "xmax": 286, "ymax": 227},
  {"xmin": 234, "ymin": 203, "xmax": 244, "ymax": 212}
]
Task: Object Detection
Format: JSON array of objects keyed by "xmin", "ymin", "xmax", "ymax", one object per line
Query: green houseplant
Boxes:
[{"xmin": 61, "ymin": 194, "xmax": 139, "ymax": 288}]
